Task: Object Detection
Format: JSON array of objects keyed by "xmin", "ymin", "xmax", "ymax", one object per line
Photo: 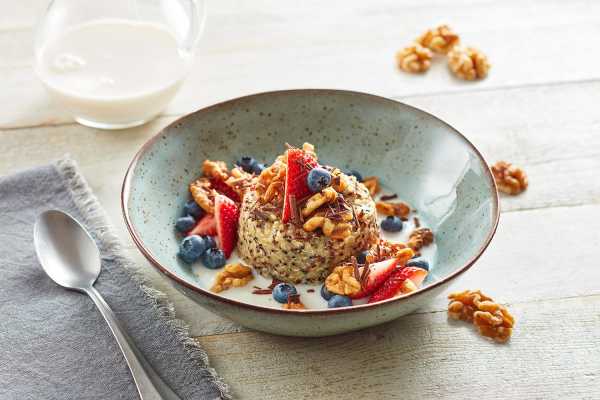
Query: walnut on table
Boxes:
[
  {"xmin": 448, "ymin": 289, "xmax": 515, "ymax": 343},
  {"xmin": 210, "ymin": 263, "xmax": 254, "ymax": 293},
  {"xmin": 417, "ymin": 24, "xmax": 460, "ymax": 54},
  {"xmin": 491, "ymin": 161, "xmax": 528, "ymax": 195},
  {"xmin": 448, "ymin": 45, "xmax": 490, "ymax": 80},
  {"xmin": 396, "ymin": 44, "xmax": 433, "ymax": 73}
]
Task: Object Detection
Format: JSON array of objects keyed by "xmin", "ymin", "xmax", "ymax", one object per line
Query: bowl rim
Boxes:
[{"xmin": 121, "ymin": 89, "xmax": 500, "ymax": 315}]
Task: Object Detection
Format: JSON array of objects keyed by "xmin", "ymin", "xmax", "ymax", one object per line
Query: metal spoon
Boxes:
[{"xmin": 33, "ymin": 210, "xmax": 181, "ymax": 400}]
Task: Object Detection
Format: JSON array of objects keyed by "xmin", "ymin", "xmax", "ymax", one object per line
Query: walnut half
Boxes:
[
  {"xmin": 210, "ymin": 263, "xmax": 254, "ymax": 293},
  {"xmin": 325, "ymin": 265, "xmax": 361, "ymax": 296},
  {"xmin": 448, "ymin": 289, "xmax": 515, "ymax": 343},
  {"xmin": 491, "ymin": 161, "xmax": 528, "ymax": 195},
  {"xmin": 189, "ymin": 178, "xmax": 217, "ymax": 214},
  {"xmin": 202, "ymin": 160, "xmax": 229, "ymax": 181},
  {"xmin": 407, "ymin": 227, "xmax": 434, "ymax": 251},
  {"xmin": 417, "ymin": 24, "xmax": 460, "ymax": 54},
  {"xmin": 396, "ymin": 44, "xmax": 433, "ymax": 73},
  {"xmin": 376, "ymin": 201, "xmax": 410, "ymax": 218},
  {"xmin": 448, "ymin": 45, "xmax": 490, "ymax": 81},
  {"xmin": 301, "ymin": 187, "xmax": 337, "ymax": 217}
]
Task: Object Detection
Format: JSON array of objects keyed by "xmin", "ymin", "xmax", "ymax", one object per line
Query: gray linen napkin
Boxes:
[{"xmin": 0, "ymin": 159, "xmax": 231, "ymax": 400}]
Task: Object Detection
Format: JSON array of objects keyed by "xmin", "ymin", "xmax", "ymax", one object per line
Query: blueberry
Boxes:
[
  {"xmin": 238, "ymin": 156, "xmax": 258, "ymax": 173},
  {"xmin": 178, "ymin": 235, "xmax": 207, "ymax": 264},
  {"xmin": 407, "ymin": 258, "xmax": 430, "ymax": 271},
  {"xmin": 307, "ymin": 167, "xmax": 332, "ymax": 192},
  {"xmin": 203, "ymin": 235, "xmax": 217, "ymax": 250},
  {"xmin": 252, "ymin": 163, "xmax": 266, "ymax": 175},
  {"xmin": 272, "ymin": 283, "xmax": 298, "ymax": 303},
  {"xmin": 175, "ymin": 215, "xmax": 196, "ymax": 233},
  {"xmin": 183, "ymin": 201, "xmax": 204, "ymax": 219},
  {"xmin": 320, "ymin": 284, "xmax": 333, "ymax": 300},
  {"xmin": 346, "ymin": 169, "xmax": 363, "ymax": 182},
  {"xmin": 356, "ymin": 250, "xmax": 369, "ymax": 264},
  {"xmin": 201, "ymin": 248, "xmax": 226, "ymax": 269},
  {"xmin": 328, "ymin": 295, "xmax": 353, "ymax": 308},
  {"xmin": 381, "ymin": 216, "xmax": 403, "ymax": 232}
]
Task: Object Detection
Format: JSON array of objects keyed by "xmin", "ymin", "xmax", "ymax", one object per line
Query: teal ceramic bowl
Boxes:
[{"xmin": 122, "ymin": 89, "xmax": 499, "ymax": 336}]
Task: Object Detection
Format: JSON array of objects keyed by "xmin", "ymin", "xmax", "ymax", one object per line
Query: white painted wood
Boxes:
[
  {"xmin": 2, "ymin": 1, "xmax": 600, "ymax": 397},
  {"xmin": 2, "ymin": 0, "xmax": 600, "ymax": 128},
  {"xmin": 401, "ymin": 81, "xmax": 600, "ymax": 212},
  {"xmin": 196, "ymin": 295, "xmax": 600, "ymax": 400}
]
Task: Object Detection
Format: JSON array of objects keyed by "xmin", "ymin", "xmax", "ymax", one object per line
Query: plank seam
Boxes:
[
  {"xmin": 3, "ymin": 78, "xmax": 600, "ymax": 131},
  {"xmin": 192, "ymin": 293, "xmax": 600, "ymax": 338}
]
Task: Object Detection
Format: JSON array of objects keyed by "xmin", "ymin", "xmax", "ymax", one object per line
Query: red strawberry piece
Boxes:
[
  {"xmin": 187, "ymin": 214, "xmax": 217, "ymax": 236},
  {"xmin": 215, "ymin": 194, "xmax": 240, "ymax": 258},
  {"xmin": 210, "ymin": 178, "xmax": 240, "ymax": 202},
  {"xmin": 349, "ymin": 258, "xmax": 399, "ymax": 299},
  {"xmin": 368, "ymin": 266, "xmax": 428, "ymax": 304},
  {"xmin": 282, "ymin": 148, "xmax": 318, "ymax": 223},
  {"xmin": 405, "ymin": 267, "xmax": 427, "ymax": 287}
]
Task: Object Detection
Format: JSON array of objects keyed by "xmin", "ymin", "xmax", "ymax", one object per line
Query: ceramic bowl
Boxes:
[{"xmin": 122, "ymin": 89, "xmax": 499, "ymax": 337}]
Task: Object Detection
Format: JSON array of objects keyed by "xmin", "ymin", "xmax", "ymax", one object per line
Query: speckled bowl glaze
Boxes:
[{"xmin": 122, "ymin": 89, "xmax": 499, "ymax": 337}]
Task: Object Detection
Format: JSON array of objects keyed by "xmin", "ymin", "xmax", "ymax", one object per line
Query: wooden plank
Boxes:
[
  {"xmin": 1, "ymin": 82, "xmax": 599, "ymax": 336},
  {"xmin": 401, "ymin": 81, "xmax": 600, "ymax": 212},
  {"xmin": 1, "ymin": 81, "xmax": 599, "ymax": 213},
  {"xmin": 195, "ymin": 295, "xmax": 600, "ymax": 400},
  {"xmin": 2, "ymin": 0, "xmax": 600, "ymax": 128},
  {"xmin": 2, "ymin": 2, "xmax": 598, "ymax": 397}
]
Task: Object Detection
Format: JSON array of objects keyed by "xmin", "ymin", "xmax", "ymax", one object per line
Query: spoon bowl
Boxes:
[{"xmin": 34, "ymin": 210, "xmax": 100, "ymax": 291}]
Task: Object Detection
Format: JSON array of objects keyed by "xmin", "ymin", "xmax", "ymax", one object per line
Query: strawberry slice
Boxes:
[
  {"xmin": 215, "ymin": 194, "xmax": 240, "ymax": 258},
  {"xmin": 187, "ymin": 214, "xmax": 217, "ymax": 236},
  {"xmin": 282, "ymin": 148, "xmax": 318, "ymax": 223},
  {"xmin": 349, "ymin": 258, "xmax": 399, "ymax": 299},
  {"xmin": 404, "ymin": 267, "xmax": 427, "ymax": 287},
  {"xmin": 368, "ymin": 266, "xmax": 428, "ymax": 304},
  {"xmin": 210, "ymin": 178, "xmax": 240, "ymax": 202}
]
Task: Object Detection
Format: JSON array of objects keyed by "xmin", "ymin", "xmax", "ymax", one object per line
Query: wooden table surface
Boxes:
[{"xmin": 2, "ymin": 1, "xmax": 599, "ymax": 398}]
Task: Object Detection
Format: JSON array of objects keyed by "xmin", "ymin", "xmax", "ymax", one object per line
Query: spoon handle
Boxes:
[{"xmin": 85, "ymin": 286, "xmax": 182, "ymax": 400}]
